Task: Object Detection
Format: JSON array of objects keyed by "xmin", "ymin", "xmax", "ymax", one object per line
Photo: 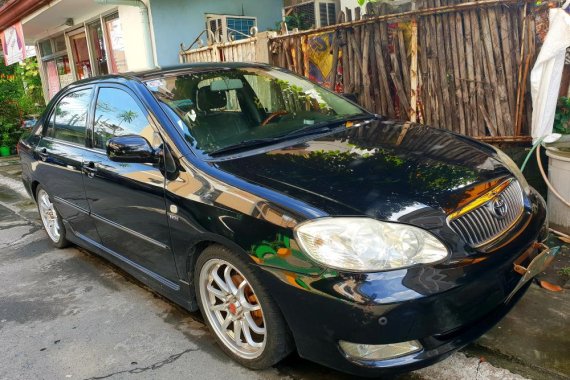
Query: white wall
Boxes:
[
  {"xmin": 118, "ymin": 4, "xmax": 155, "ymax": 71},
  {"xmin": 340, "ymin": 0, "xmax": 367, "ymax": 15}
]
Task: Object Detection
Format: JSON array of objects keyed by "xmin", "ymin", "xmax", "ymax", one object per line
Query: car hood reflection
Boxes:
[{"xmin": 216, "ymin": 120, "xmax": 512, "ymax": 228}]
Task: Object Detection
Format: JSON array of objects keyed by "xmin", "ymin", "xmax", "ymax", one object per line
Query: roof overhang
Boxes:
[
  {"xmin": 0, "ymin": 0, "xmax": 50, "ymax": 32},
  {"xmin": 19, "ymin": 0, "xmax": 115, "ymax": 43}
]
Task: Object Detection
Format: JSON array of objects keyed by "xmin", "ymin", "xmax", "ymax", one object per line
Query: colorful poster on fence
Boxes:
[
  {"xmin": 306, "ymin": 32, "xmax": 342, "ymax": 91},
  {"xmin": 1, "ymin": 22, "xmax": 26, "ymax": 66}
]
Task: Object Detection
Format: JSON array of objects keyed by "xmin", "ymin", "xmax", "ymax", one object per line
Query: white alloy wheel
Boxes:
[{"xmin": 199, "ymin": 258, "xmax": 267, "ymax": 359}]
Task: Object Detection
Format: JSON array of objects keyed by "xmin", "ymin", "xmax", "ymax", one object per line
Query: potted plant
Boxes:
[
  {"xmin": 0, "ymin": 133, "xmax": 11, "ymax": 156},
  {"xmin": 0, "ymin": 118, "xmax": 13, "ymax": 157}
]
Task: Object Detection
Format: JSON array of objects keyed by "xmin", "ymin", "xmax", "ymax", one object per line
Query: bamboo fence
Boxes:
[{"xmin": 269, "ymin": 0, "xmax": 547, "ymax": 141}]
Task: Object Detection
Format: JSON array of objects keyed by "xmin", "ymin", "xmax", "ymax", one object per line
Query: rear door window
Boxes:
[
  {"xmin": 46, "ymin": 89, "xmax": 92, "ymax": 145},
  {"xmin": 93, "ymin": 87, "xmax": 153, "ymax": 149}
]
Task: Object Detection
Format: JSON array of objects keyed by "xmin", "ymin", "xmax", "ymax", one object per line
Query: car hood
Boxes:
[{"xmin": 214, "ymin": 120, "xmax": 513, "ymax": 229}]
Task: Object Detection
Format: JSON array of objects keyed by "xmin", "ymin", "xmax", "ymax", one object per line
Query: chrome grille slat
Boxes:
[
  {"xmin": 464, "ymin": 213, "xmax": 483, "ymax": 242},
  {"xmin": 447, "ymin": 180, "xmax": 525, "ymax": 248},
  {"xmin": 472, "ymin": 208, "xmax": 492, "ymax": 238}
]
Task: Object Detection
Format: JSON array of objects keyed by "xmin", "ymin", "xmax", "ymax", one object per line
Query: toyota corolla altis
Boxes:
[{"xmin": 18, "ymin": 63, "xmax": 554, "ymax": 376}]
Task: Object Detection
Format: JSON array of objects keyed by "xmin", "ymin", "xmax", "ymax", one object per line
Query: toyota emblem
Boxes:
[{"xmin": 491, "ymin": 195, "xmax": 508, "ymax": 219}]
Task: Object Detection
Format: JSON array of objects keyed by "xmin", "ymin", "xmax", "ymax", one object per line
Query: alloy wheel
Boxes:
[
  {"xmin": 199, "ymin": 258, "xmax": 267, "ymax": 359},
  {"xmin": 38, "ymin": 189, "xmax": 60, "ymax": 242}
]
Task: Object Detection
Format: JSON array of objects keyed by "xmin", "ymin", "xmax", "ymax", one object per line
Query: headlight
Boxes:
[
  {"xmin": 294, "ymin": 218, "xmax": 448, "ymax": 272},
  {"xmin": 495, "ymin": 148, "xmax": 530, "ymax": 192}
]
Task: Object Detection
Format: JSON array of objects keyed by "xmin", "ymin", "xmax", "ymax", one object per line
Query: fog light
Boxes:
[{"xmin": 339, "ymin": 340, "xmax": 422, "ymax": 361}]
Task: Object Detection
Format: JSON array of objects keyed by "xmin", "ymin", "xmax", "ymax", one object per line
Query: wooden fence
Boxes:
[
  {"xmin": 180, "ymin": 38, "xmax": 258, "ymax": 63},
  {"xmin": 180, "ymin": 32, "xmax": 278, "ymax": 64},
  {"xmin": 269, "ymin": 0, "xmax": 546, "ymax": 141}
]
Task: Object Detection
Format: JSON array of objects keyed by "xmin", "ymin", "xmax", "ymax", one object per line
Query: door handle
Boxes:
[
  {"xmin": 82, "ymin": 161, "xmax": 98, "ymax": 177},
  {"xmin": 38, "ymin": 148, "xmax": 48, "ymax": 161}
]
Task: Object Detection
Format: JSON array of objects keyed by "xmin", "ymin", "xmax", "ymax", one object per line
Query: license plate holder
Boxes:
[{"xmin": 505, "ymin": 243, "xmax": 559, "ymax": 303}]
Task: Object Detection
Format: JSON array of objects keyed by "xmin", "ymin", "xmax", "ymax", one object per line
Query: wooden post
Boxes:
[
  {"xmin": 410, "ymin": 19, "xmax": 419, "ymax": 122},
  {"xmin": 330, "ymin": 31, "xmax": 340, "ymax": 91},
  {"xmin": 355, "ymin": 6, "xmax": 362, "ymax": 21}
]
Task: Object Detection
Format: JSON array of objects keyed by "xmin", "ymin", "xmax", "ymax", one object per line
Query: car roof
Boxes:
[{"xmin": 67, "ymin": 62, "xmax": 273, "ymax": 88}]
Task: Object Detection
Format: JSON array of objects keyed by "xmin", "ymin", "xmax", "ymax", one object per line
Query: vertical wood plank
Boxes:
[
  {"xmin": 434, "ymin": 0, "xmax": 452, "ymax": 129},
  {"xmin": 464, "ymin": 10, "xmax": 482, "ymax": 136},
  {"xmin": 480, "ymin": 8, "xmax": 505, "ymax": 135},
  {"xmin": 398, "ymin": 28, "xmax": 411, "ymax": 94},
  {"xmin": 341, "ymin": 30, "xmax": 350, "ymax": 93},
  {"xmin": 500, "ymin": 9, "xmax": 516, "ymax": 120},
  {"xmin": 374, "ymin": 25, "xmax": 395, "ymax": 116},
  {"xmin": 418, "ymin": 16, "xmax": 430, "ymax": 123},
  {"xmin": 346, "ymin": 28, "xmax": 355, "ymax": 94},
  {"xmin": 409, "ymin": 19, "xmax": 419, "ymax": 122},
  {"xmin": 330, "ymin": 31, "xmax": 340, "ymax": 90},
  {"xmin": 451, "ymin": 12, "xmax": 466, "ymax": 136},
  {"xmin": 487, "ymin": 8, "xmax": 513, "ymax": 135}
]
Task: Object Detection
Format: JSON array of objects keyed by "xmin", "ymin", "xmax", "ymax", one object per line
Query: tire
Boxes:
[
  {"xmin": 36, "ymin": 185, "xmax": 70, "ymax": 249},
  {"xmin": 194, "ymin": 244, "xmax": 293, "ymax": 369}
]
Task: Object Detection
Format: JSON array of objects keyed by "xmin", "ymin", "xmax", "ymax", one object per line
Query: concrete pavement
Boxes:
[{"xmin": 0, "ymin": 155, "xmax": 564, "ymax": 380}]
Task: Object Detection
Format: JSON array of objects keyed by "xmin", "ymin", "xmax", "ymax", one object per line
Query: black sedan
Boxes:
[{"xmin": 18, "ymin": 63, "xmax": 554, "ymax": 377}]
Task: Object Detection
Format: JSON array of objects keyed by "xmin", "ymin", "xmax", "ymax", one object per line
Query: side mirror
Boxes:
[
  {"xmin": 342, "ymin": 93, "xmax": 358, "ymax": 103},
  {"xmin": 106, "ymin": 135, "xmax": 156, "ymax": 163}
]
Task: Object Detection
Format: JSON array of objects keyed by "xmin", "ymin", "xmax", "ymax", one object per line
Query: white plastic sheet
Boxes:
[{"xmin": 530, "ymin": 1, "xmax": 570, "ymax": 143}]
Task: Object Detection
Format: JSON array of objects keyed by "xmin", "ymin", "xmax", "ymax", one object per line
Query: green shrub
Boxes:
[
  {"xmin": 554, "ymin": 96, "xmax": 570, "ymax": 135},
  {"xmin": 0, "ymin": 57, "xmax": 45, "ymax": 150}
]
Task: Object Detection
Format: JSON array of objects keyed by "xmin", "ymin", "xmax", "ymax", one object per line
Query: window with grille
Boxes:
[
  {"xmin": 206, "ymin": 15, "xmax": 257, "ymax": 43},
  {"xmin": 226, "ymin": 17, "xmax": 255, "ymax": 40},
  {"xmin": 319, "ymin": 2, "xmax": 337, "ymax": 26},
  {"xmin": 288, "ymin": 3, "xmax": 316, "ymax": 30}
]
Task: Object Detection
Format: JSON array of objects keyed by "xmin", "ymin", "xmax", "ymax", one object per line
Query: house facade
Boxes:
[{"xmin": 0, "ymin": 0, "xmax": 282, "ymax": 101}]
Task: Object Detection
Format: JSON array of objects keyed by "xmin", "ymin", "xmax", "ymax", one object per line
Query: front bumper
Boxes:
[{"xmin": 258, "ymin": 191, "xmax": 550, "ymax": 377}]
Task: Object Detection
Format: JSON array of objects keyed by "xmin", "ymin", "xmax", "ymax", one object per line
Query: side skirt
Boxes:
[{"xmin": 63, "ymin": 220, "xmax": 198, "ymax": 312}]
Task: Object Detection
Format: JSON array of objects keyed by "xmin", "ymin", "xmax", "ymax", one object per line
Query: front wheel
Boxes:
[
  {"xmin": 36, "ymin": 186, "xmax": 69, "ymax": 248},
  {"xmin": 195, "ymin": 245, "xmax": 293, "ymax": 369}
]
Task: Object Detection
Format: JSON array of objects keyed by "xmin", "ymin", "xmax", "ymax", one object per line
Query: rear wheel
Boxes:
[
  {"xmin": 195, "ymin": 245, "xmax": 292, "ymax": 369},
  {"xmin": 36, "ymin": 186, "xmax": 69, "ymax": 248}
]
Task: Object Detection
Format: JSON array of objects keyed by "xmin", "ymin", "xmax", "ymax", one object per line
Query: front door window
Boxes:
[{"xmin": 93, "ymin": 87, "xmax": 154, "ymax": 149}]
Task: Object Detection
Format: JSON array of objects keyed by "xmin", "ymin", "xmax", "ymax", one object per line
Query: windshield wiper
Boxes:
[
  {"xmin": 208, "ymin": 114, "xmax": 376, "ymax": 157},
  {"xmin": 208, "ymin": 137, "xmax": 283, "ymax": 156},
  {"xmin": 278, "ymin": 114, "xmax": 376, "ymax": 139}
]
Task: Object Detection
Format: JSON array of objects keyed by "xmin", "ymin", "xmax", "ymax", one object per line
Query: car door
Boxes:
[
  {"xmin": 34, "ymin": 87, "xmax": 100, "ymax": 242},
  {"xmin": 82, "ymin": 84, "xmax": 178, "ymax": 282}
]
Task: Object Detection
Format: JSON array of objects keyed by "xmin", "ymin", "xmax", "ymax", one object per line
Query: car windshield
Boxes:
[{"xmin": 145, "ymin": 67, "xmax": 367, "ymax": 155}]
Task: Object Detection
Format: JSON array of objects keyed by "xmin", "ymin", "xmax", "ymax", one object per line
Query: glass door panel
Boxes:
[
  {"xmin": 88, "ymin": 21, "xmax": 109, "ymax": 76},
  {"xmin": 57, "ymin": 56, "xmax": 73, "ymax": 87},
  {"xmin": 104, "ymin": 14, "xmax": 128, "ymax": 73},
  {"xmin": 46, "ymin": 60, "xmax": 60, "ymax": 99},
  {"xmin": 70, "ymin": 31, "xmax": 92, "ymax": 79}
]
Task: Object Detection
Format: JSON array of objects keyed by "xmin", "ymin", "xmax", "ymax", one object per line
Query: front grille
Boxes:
[{"xmin": 448, "ymin": 180, "xmax": 525, "ymax": 248}]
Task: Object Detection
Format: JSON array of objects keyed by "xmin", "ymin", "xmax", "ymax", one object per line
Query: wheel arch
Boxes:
[
  {"xmin": 31, "ymin": 180, "xmax": 40, "ymax": 201},
  {"xmin": 185, "ymin": 234, "xmax": 253, "ymax": 286}
]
